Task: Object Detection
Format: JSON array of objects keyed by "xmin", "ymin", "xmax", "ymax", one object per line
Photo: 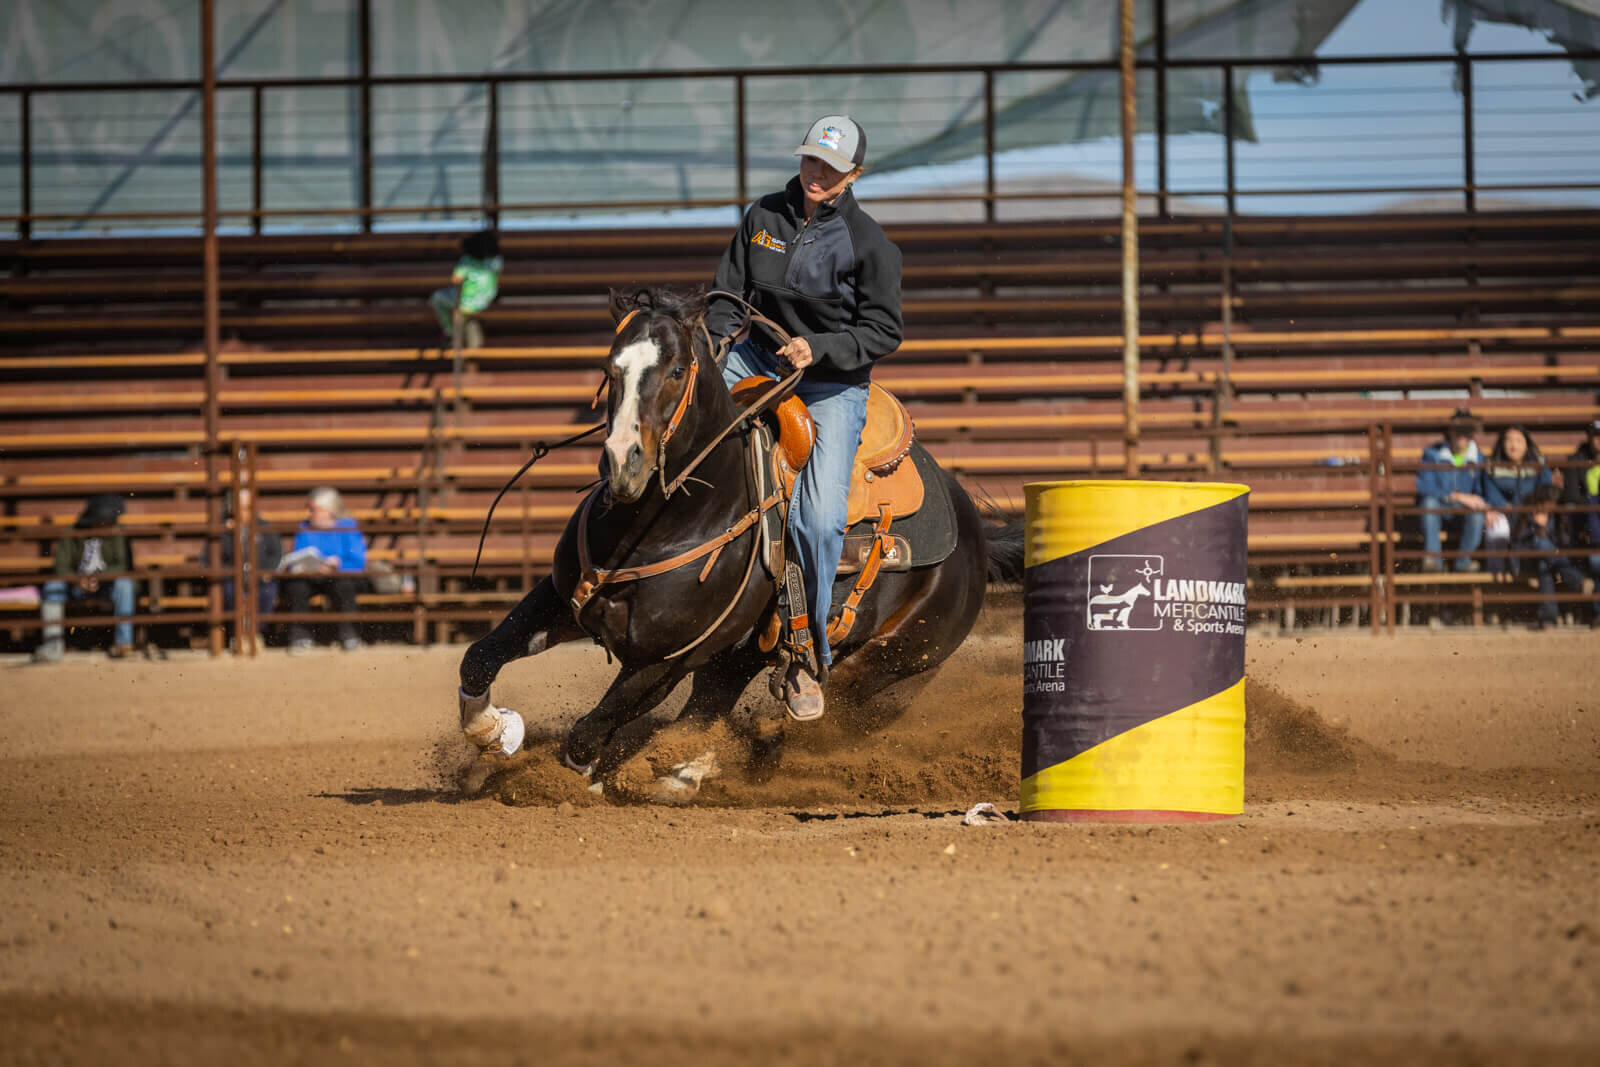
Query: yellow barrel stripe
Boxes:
[
  {"xmin": 1023, "ymin": 479, "xmax": 1249, "ymax": 568},
  {"xmin": 1019, "ymin": 678, "xmax": 1246, "ymax": 815}
]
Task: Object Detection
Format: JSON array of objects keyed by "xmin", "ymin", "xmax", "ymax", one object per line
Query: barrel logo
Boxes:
[
  {"xmin": 1087, "ymin": 554, "xmax": 1163, "ymax": 630},
  {"xmin": 1087, "ymin": 552, "xmax": 1246, "ymax": 636}
]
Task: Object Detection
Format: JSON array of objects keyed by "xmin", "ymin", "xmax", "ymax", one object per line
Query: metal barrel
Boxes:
[{"xmin": 1020, "ymin": 479, "xmax": 1249, "ymax": 822}]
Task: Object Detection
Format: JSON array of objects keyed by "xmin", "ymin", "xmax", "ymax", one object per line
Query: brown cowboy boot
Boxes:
[{"xmin": 785, "ymin": 665, "xmax": 825, "ymax": 721}]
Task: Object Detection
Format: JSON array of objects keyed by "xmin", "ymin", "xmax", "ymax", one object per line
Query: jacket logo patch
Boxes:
[{"xmin": 751, "ymin": 229, "xmax": 787, "ymax": 254}]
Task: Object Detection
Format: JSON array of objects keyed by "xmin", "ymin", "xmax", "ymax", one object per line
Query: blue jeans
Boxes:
[
  {"xmin": 1529, "ymin": 536, "xmax": 1598, "ymax": 623},
  {"xmin": 43, "ymin": 577, "xmax": 135, "ymax": 647},
  {"xmin": 429, "ymin": 287, "xmax": 460, "ymax": 334},
  {"xmin": 223, "ymin": 579, "xmax": 280, "ymax": 633},
  {"xmin": 722, "ymin": 339, "xmax": 869, "ymax": 668},
  {"xmin": 1418, "ymin": 496, "xmax": 1483, "ymax": 571}
]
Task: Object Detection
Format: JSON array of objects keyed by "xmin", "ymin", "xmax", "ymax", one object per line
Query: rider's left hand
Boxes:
[{"xmin": 778, "ymin": 337, "xmax": 813, "ymax": 369}]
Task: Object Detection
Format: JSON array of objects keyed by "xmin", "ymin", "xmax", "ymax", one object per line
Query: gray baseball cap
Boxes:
[{"xmin": 795, "ymin": 115, "xmax": 866, "ymax": 172}]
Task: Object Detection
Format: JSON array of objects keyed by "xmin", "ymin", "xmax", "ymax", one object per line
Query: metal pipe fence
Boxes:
[
  {"xmin": 4, "ymin": 49, "xmax": 1599, "ymax": 236},
  {"xmin": 1, "ymin": 422, "xmax": 1596, "ymax": 653}
]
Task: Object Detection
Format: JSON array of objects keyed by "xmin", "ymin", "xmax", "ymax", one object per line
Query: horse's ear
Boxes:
[{"xmin": 608, "ymin": 287, "xmax": 649, "ymax": 325}]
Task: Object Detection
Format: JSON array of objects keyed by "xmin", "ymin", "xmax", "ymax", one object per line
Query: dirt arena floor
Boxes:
[{"xmin": 2, "ymin": 606, "xmax": 1597, "ymax": 1066}]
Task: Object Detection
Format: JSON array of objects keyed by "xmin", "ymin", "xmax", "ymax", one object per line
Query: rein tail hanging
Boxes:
[
  {"xmin": 469, "ymin": 307, "xmax": 645, "ymax": 579},
  {"xmin": 469, "ymin": 422, "xmax": 607, "ymax": 580}
]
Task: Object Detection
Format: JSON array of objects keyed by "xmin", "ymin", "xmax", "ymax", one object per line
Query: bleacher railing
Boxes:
[{"xmin": 2, "ymin": 423, "xmax": 1597, "ymax": 654}]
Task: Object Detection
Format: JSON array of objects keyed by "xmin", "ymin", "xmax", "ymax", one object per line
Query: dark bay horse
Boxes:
[{"xmin": 458, "ymin": 287, "xmax": 1023, "ymax": 798}]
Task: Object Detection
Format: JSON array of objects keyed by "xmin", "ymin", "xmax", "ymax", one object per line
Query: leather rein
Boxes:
[{"xmin": 569, "ymin": 291, "xmax": 804, "ymax": 660}]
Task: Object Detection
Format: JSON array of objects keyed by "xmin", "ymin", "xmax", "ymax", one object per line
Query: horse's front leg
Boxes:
[{"xmin": 458, "ymin": 577, "xmax": 584, "ymax": 757}]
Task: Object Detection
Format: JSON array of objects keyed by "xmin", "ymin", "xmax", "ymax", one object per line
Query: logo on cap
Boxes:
[{"xmin": 818, "ymin": 125, "xmax": 844, "ymax": 151}]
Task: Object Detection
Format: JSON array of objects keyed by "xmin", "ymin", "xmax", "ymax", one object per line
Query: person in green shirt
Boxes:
[
  {"xmin": 35, "ymin": 494, "xmax": 137, "ymax": 662},
  {"xmin": 430, "ymin": 229, "xmax": 503, "ymax": 348}
]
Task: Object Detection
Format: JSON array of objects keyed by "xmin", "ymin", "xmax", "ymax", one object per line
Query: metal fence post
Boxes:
[
  {"xmin": 1382, "ymin": 423, "xmax": 1398, "ymax": 634},
  {"xmin": 1155, "ymin": 0, "xmax": 1169, "ymax": 218},
  {"xmin": 1367, "ymin": 425, "xmax": 1382, "ymax": 634},
  {"xmin": 983, "ymin": 69, "xmax": 996, "ymax": 223},
  {"xmin": 734, "ymin": 74, "xmax": 748, "ymax": 210},
  {"xmin": 19, "ymin": 89, "xmax": 31, "ymax": 239},
  {"xmin": 251, "ymin": 85, "xmax": 264, "ymax": 235},
  {"xmin": 1222, "ymin": 64, "xmax": 1237, "ymax": 220},
  {"xmin": 1459, "ymin": 56, "xmax": 1475, "ymax": 213},
  {"xmin": 358, "ymin": 0, "xmax": 373, "ymax": 232},
  {"xmin": 485, "ymin": 79, "xmax": 500, "ymax": 226}
]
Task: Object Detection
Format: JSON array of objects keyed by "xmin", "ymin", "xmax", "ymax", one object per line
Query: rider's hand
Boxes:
[{"xmin": 777, "ymin": 337, "xmax": 813, "ymax": 369}]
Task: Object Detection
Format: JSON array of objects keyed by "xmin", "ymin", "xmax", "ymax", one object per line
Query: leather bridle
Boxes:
[{"xmin": 568, "ymin": 293, "xmax": 803, "ymax": 659}]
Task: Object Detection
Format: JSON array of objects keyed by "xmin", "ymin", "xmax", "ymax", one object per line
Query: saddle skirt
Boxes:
[{"xmin": 730, "ymin": 377, "xmax": 921, "ymax": 527}]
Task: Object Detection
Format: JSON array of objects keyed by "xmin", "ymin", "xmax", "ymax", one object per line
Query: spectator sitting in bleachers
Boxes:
[
  {"xmin": 1482, "ymin": 425, "xmax": 1554, "ymax": 579},
  {"xmin": 429, "ymin": 228, "xmax": 502, "ymax": 350},
  {"xmin": 281, "ymin": 487, "xmax": 366, "ymax": 655},
  {"xmin": 221, "ymin": 487, "xmax": 283, "ymax": 638},
  {"xmin": 1515, "ymin": 485, "xmax": 1598, "ymax": 631},
  {"xmin": 1416, "ymin": 408, "xmax": 1487, "ymax": 573},
  {"xmin": 1566, "ymin": 422, "xmax": 1600, "ymax": 626},
  {"xmin": 34, "ymin": 494, "xmax": 136, "ymax": 663},
  {"xmin": 1561, "ymin": 418, "xmax": 1600, "ymax": 547}
]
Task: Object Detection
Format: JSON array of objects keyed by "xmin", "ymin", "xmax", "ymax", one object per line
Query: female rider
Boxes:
[{"xmin": 705, "ymin": 115, "xmax": 904, "ymax": 720}]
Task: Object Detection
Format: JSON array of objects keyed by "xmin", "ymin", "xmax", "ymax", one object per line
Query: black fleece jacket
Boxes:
[{"xmin": 706, "ymin": 177, "xmax": 903, "ymax": 385}]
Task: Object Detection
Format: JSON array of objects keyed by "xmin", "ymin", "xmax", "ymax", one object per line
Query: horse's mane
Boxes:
[{"xmin": 608, "ymin": 285, "xmax": 708, "ymax": 327}]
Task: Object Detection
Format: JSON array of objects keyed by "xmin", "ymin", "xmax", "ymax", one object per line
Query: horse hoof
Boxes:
[
  {"xmin": 469, "ymin": 708, "xmax": 526, "ymax": 761},
  {"xmin": 648, "ymin": 775, "xmax": 699, "ymax": 805},
  {"xmin": 562, "ymin": 751, "xmax": 596, "ymax": 778},
  {"xmin": 648, "ymin": 750, "xmax": 721, "ymax": 805},
  {"xmin": 460, "ymin": 761, "xmax": 495, "ymax": 796},
  {"xmin": 490, "ymin": 709, "xmax": 526, "ymax": 759}
]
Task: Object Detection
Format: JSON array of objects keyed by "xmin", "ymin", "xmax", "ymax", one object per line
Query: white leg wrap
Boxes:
[{"xmin": 459, "ymin": 688, "xmax": 503, "ymax": 746}]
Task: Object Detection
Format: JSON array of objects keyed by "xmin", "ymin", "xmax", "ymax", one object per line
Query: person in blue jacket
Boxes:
[
  {"xmin": 1416, "ymin": 409, "xmax": 1487, "ymax": 572},
  {"xmin": 281, "ymin": 487, "xmax": 367, "ymax": 653},
  {"xmin": 1481, "ymin": 425, "xmax": 1553, "ymax": 578}
]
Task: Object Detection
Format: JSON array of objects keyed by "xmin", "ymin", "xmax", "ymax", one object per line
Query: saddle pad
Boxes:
[{"xmin": 836, "ymin": 441, "xmax": 958, "ymax": 578}]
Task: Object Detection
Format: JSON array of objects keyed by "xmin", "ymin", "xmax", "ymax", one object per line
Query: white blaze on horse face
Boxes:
[{"xmin": 604, "ymin": 337, "xmax": 663, "ymax": 473}]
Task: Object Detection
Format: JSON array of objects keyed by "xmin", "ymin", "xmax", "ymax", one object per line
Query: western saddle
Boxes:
[{"xmin": 730, "ymin": 377, "xmax": 924, "ymax": 670}]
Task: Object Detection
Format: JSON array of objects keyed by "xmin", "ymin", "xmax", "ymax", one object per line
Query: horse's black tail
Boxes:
[{"xmin": 984, "ymin": 520, "xmax": 1026, "ymax": 584}]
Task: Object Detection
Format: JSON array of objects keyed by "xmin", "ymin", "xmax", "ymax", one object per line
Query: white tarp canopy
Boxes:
[{"xmin": 1451, "ymin": 0, "xmax": 1600, "ymax": 97}]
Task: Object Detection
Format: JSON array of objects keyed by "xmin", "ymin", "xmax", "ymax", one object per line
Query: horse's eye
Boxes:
[{"xmin": 670, "ymin": 365, "xmax": 685, "ymax": 379}]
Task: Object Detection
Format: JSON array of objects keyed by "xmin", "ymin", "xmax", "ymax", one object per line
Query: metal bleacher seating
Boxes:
[{"xmin": 3, "ymin": 208, "xmax": 1598, "ymax": 651}]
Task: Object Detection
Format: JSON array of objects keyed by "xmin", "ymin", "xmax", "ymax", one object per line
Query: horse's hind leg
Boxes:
[
  {"xmin": 458, "ymin": 577, "xmax": 584, "ymax": 755},
  {"xmin": 676, "ymin": 644, "xmax": 784, "ymax": 783}
]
